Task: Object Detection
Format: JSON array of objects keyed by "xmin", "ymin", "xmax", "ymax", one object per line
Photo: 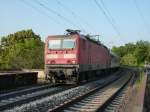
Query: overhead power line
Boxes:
[
  {"xmin": 134, "ymin": 0, "xmax": 150, "ymax": 34},
  {"xmin": 100, "ymin": 0, "xmax": 117, "ymax": 26},
  {"xmin": 94, "ymin": 0, "xmax": 122, "ymax": 38},
  {"xmin": 55, "ymin": 0, "xmax": 96, "ymax": 33},
  {"xmin": 33, "ymin": 0, "xmax": 81, "ymax": 29},
  {"xmin": 21, "ymin": 0, "xmax": 61, "ymax": 25},
  {"xmin": 55, "ymin": 0, "xmax": 86, "ymax": 32}
]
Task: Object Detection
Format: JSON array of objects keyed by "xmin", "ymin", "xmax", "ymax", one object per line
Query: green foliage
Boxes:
[
  {"xmin": 120, "ymin": 53, "xmax": 137, "ymax": 66},
  {"xmin": 0, "ymin": 29, "xmax": 44, "ymax": 70},
  {"xmin": 111, "ymin": 40, "xmax": 150, "ymax": 67},
  {"xmin": 135, "ymin": 71, "xmax": 144, "ymax": 89}
]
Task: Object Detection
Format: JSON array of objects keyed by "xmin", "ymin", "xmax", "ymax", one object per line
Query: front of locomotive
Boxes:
[{"xmin": 45, "ymin": 33, "xmax": 80, "ymax": 84}]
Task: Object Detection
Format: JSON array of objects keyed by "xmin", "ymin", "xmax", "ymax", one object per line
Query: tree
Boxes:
[
  {"xmin": 111, "ymin": 40, "xmax": 150, "ymax": 67},
  {"xmin": 0, "ymin": 29, "xmax": 44, "ymax": 70},
  {"xmin": 134, "ymin": 41, "xmax": 149, "ymax": 65},
  {"xmin": 120, "ymin": 53, "xmax": 137, "ymax": 66}
]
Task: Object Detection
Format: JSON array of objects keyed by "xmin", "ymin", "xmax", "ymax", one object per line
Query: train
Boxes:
[{"xmin": 45, "ymin": 29, "xmax": 120, "ymax": 84}]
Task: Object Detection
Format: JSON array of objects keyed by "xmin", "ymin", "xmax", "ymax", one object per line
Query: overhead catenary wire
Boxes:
[
  {"xmin": 33, "ymin": 0, "xmax": 82, "ymax": 30},
  {"xmin": 134, "ymin": 0, "xmax": 150, "ymax": 35},
  {"xmin": 21, "ymin": 0, "xmax": 124, "ymax": 47},
  {"xmin": 99, "ymin": 0, "xmax": 117, "ymax": 47},
  {"xmin": 94, "ymin": 0, "xmax": 121, "ymax": 37},
  {"xmin": 55, "ymin": 0, "xmax": 98, "ymax": 34},
  {"xmin": 94, "ymin": 0, "xmax": 125, "ymax": 45},
  {"xmin": 20, "ymin": 0, "xmax": 61, "ymax": 25},
  {"xmin": 100, "ymin": 0, "xmax": 117, "ymax": 26},
  {"xmin": 55, "ymin": 0, "xmax": 87, "ymax": 33}
]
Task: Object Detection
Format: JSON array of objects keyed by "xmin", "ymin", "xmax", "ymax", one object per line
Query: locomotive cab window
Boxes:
[
  {"xmin": 62, "ymin": 39, "xmax": 76, "ymax": 49},
  {"xmin": 48, "ymin": 40, "xmax": 61, "ymax": 49}
]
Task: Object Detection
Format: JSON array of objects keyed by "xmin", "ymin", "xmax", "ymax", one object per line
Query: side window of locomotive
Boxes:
[
  {"xmin": 62, "ymin": 39, "xmax": 76, "ymax": 49},
  {"xmin": 48, "ymin": 40, "xmax": 61, "ymax": 49}
]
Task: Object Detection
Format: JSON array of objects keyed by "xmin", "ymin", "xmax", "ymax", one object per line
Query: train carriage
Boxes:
[{"xmin": 45, "ymin": 30, "xmax": 119, "ymax": 84}]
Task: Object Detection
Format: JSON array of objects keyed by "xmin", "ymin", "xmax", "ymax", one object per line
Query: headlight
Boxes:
[
  {"xmin": 64, "ymin": 54, "xmax": 76, "ymax": 58},
  {"xmin": 47, "ymin": 54, "xmax": 58, "ymax": 59},
  {"xmin": 72, "ymin": 60, "xmax": 76, "ymax": 64}
]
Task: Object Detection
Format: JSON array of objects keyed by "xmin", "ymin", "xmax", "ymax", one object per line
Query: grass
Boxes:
[{"xmin": 135, "ymin": 71, "xmax": 144, "ymax": 89}]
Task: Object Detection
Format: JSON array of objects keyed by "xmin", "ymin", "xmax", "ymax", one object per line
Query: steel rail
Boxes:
[{"xmin": 50, "ymin": 71, "xmax": 132, "ymax": 112}]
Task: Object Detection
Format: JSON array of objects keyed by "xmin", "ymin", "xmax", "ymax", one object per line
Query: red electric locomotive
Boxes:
[{"xmin": 45, "ymin": 29, "xmax": 117, "ymax": 84}]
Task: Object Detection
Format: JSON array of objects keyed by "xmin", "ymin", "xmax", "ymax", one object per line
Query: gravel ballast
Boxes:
[{"xmin": 4, "ymin": 75, "xmax": 117, "ymax": 112}]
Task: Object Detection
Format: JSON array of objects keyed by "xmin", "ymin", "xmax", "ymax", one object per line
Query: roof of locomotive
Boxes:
[
  {"xmin": 82, "ymin": 35, "xmax": 109, "ymax": 50},
  {"xmin": 47, "ymin": 35, "xmax": 74, "ymax": 38},
  {"xmin": 47, "ymin": 32, "xmax": 109, "ymax": 50}
]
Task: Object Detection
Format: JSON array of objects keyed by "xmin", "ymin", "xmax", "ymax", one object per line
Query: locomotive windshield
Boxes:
[
  {"xmin": 62, "ymin": 39, "xmax": 75, "ymax": 49},
  {"xmin": 48, "ymin": 39, "xmax": 75, "ymax": 49},
  {"xmin": 48, "ymin": 40, "xmax": 61, "ymax": 49}
]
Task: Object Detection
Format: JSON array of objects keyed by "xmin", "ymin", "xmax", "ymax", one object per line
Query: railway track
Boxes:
[
  {"xmin": 0, "ymin": 83, "xmax": 56, "ymax": 100},
  {"xmin": 0, "ymin": 84, "xmax": 72, "ymax": 111},
  {"xmin": 50, "ymin": 71, "xmax": 133, "ymax": 112},
  {"xmin": 102, "ymin": 72, "xmax": 135, "ymax": 112},
  {"xmin": 2, "ymin": 71, "xmax": 122, "ymax": 112},
  {"xmin": 102, "ymin": 85, "xmax": 128, "ymax": 112},
  {"xmin": 0, "ymin": 83, "xmax": 50, "ymax": 94}
]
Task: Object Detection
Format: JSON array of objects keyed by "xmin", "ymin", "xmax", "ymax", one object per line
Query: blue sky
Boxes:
[{"xmin": 0, "ymin": 0, "xmax": 150, "ymax": 48}]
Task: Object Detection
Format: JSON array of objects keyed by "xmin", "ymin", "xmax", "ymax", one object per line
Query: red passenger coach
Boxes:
[{"xmin": 45, "ymin": 30, "xmax": 117, "ymax": 84}]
